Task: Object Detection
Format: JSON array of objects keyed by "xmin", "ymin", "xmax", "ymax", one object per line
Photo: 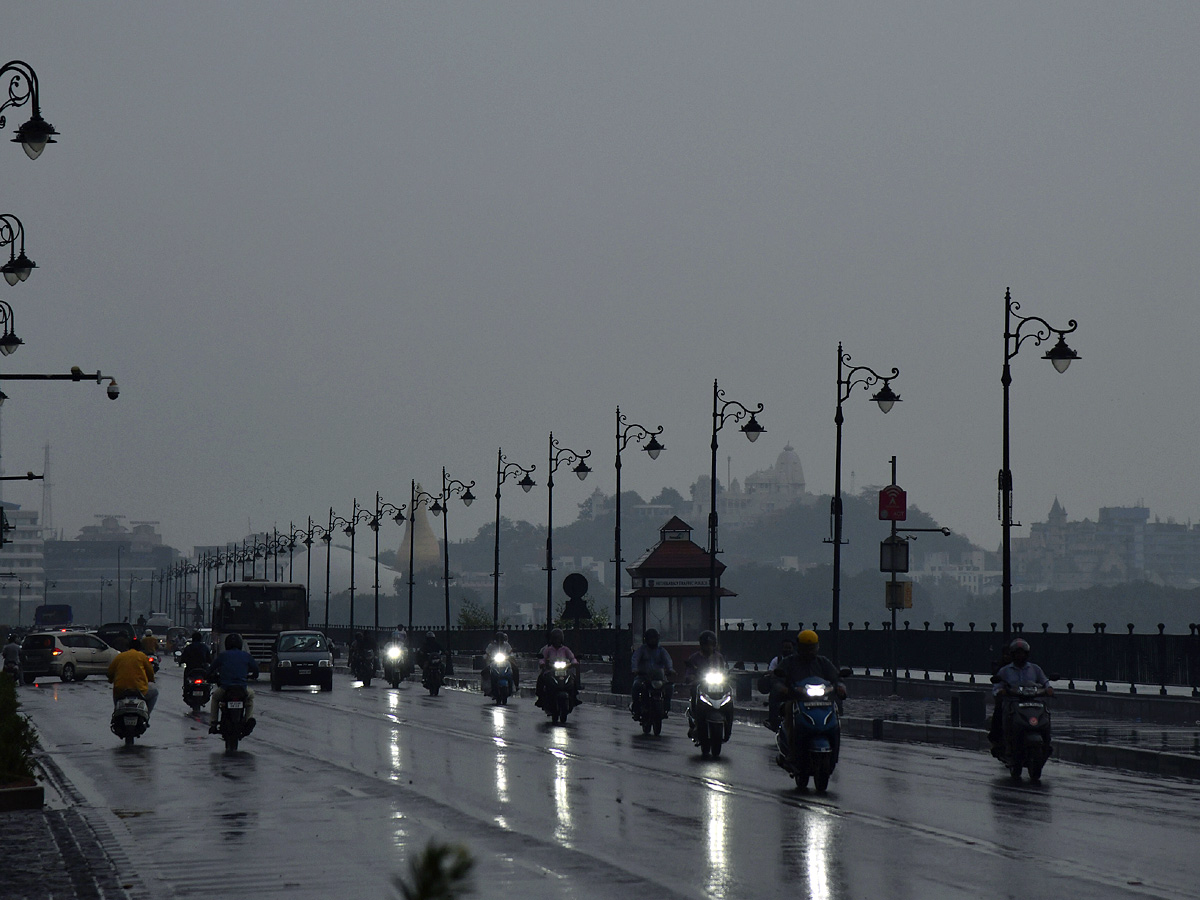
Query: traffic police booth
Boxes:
[{"xmin": 625, "ymin": 516, "xmax": 735, "ymax": 674}]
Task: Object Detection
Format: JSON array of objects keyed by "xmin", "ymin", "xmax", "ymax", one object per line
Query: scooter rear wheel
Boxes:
[
  {"xmin": 794, "ymin": 773, "xmax": 809, "ymax": 789},
  {"xmin": 653, "ymin": 719, "xmax": 662, "ymax": 736},
  {"xmin": 1027, "ymin": 758, "xmax": 1044, "ymax": 781}
]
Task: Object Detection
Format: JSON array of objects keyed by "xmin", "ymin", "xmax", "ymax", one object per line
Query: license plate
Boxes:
[
  {"xmin": 124, "ymin": 716, "xmax": 138, "ymax": 726},
  {"xmin": 297, "ymin": 668, "xmax": 312, "ymax": 674},
  {"xmin": 225, "ymin": 701, "xmax": 244, "ymax": 709}
]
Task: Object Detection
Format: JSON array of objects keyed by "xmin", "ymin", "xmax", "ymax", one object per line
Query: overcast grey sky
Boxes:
[{"xmin": 3, "ymin": 3, "xmax": 1197, "ymax": 556}]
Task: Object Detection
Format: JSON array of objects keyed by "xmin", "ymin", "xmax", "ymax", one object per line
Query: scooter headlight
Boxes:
[
  {"xmin": 493, "ymin": 652, "xmax": 508, "ymax": 665},
  {"xmin": 804, "ymin": 683, "xmax": 828, "ymax": 698},
  {"xmin": 386, "ymin": 646, "xmax": 402, "ymax": 660},
  {"xmin": 703, "ymin": 671, "xmax": 726, "ymax": 688},
  {"xmin": 553, "ymin": 660, "xmax": 569, "ymax": 671}
]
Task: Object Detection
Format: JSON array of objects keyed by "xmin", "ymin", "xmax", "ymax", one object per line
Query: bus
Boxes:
[
  {"xmin": 34, "ymin": 604, "xmax": 73, "ymax": 629},
  {"xmin": 210, "ymin": 581, "xmax": 307, "ymax": 667}
]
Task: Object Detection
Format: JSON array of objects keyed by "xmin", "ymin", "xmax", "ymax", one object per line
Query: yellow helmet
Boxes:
[{"xmin": 797, "ymin": 629, "xmax": 819, "ymax": 646}]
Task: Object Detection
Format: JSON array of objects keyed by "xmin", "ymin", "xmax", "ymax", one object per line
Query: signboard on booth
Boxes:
[
  {"xmin": 885, "ymin": 581, "xmax": 913, "ymax": 609},
  {"xmin": 878, "ymin": 484, "xmax": 907, "ymax": 521}
]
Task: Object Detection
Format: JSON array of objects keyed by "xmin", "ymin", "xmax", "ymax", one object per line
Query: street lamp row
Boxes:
[{"xmin": 0, "ymin": 60, "xmax": 59, "ymax": 159}]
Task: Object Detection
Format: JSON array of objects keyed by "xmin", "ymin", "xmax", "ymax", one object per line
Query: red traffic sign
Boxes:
[{"xmin": 878, "ymin": 484, "xmax": 907, "ymax": 521}]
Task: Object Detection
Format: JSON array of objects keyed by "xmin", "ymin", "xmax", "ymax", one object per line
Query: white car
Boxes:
[{"xmin": 19, "ymin": 630, "xmax": 121, "ymax": 683}]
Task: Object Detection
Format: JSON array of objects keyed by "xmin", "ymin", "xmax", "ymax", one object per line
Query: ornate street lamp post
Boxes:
[
  {"xmin": 430, "ymin": 468, "xmax": 475, "ymax": 671},
  {"xmin": 331, "ymin": 503, "xmax": 371, "ymax": 635},
  {"xmin": 613, "ymin": 408, "xmax": 663, "ymax": 691},
  {"xmin": 827, "ymin": 344, "xmax": 899, "ymax": 666},
  {"xmin": 545, "ymin": 433, "xmax": 591, "ymax": 627},
  {"xmin": 0, "ymin": 214, "xmax": 36, "ymax": 285},
  {"xmin": 1000, "ymin": 287, "xmax": 1078, "ymax": 643},
  {"xmin": 0, "ymin": 61, "xmax": 59, "ymax": 159},
  {"xmin": 409, "ymin": 481, "xmax": 439, "ymax": 631},
  {"xmin": 708, "ymin": 381, "xmax": 764, "ymax": 633},
  {"xmin": 367, "ymin": 493, "xmax": 406, "ymax": 637},
  {"xmin": 492, "ymin": 450, "xmax": 536, "ymax": 634}
]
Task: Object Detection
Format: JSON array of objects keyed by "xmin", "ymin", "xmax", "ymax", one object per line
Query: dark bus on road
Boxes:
[
  {"xmin": 211, "ymin": 581, "xmax": 307, "ymax": 667},
  {"xmin": 34, "ymin": 604, "xmax": 73, "ymax": 629}
]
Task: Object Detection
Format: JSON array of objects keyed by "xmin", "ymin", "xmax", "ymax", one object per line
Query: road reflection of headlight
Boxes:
[
  {"xmin": 388, "ymin": 726, "xmax": 402, "ymax": 782},
  {"xmin": 806, "ymin": 810, "xmax": 833, "ymax": 900},
  {"xmin": 704, "ymin": 781, "xmax": 730, "ymax": 894}
]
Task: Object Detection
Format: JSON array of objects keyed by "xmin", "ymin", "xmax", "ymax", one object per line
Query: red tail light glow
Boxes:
[{"xmin": 51, "ymin": 648, "xmax": 63, "ymax": 656}]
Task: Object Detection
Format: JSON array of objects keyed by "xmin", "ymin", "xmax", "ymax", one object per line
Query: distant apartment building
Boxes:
[
  {"xmin": 0, "ymin": 501, "xmax": 46, "ymax": 624},
  {"xmin": 909, "ymin": 549, "xmax": 1000, "ymax": 596},
  {"xmin": 1012, "ymin": 500, "xmax": 1200, "ymax": 590}
]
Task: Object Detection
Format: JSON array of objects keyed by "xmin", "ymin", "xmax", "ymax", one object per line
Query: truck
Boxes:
[{"xmin": 210, "ymin": 581, "xmax": 307, "ymax": 668}]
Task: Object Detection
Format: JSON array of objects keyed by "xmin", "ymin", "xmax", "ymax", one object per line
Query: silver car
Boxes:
[{"xmin": 269, "ymin": 630, "xmax": 334, "ymax": 691}]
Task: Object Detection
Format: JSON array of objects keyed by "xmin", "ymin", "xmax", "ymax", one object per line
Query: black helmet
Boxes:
[
  {"xmin": 699, "ymin": 630, "xmax": 717, "ymax": 648},
  {"xmin": 643, "ymin": 628, "xmax": 659, "ymax": 646},
  {"xmin": 549, "ymin": 628, "xmax": 564, "ymax": 646},
  {"xmin": 1009, "ymin": 638, "xmax": 1031, "ymax": 655},
  {"xmin": 190, "ymin": 631, "xmax": 202, "ymax": 642},
  {"xmin": 496, "ymin": 632, "xmax": 508, "ymax": 643},
  {"xmin": 225, "ymin": 633, "xmax": 243, "ymax": 650},
  {"xmin": 426, "ymin": 631, "xmax": 437, "ymax": 640}
]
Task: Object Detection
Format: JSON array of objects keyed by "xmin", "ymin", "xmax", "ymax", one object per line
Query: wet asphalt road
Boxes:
[{"xmin": 20, "ymin": 668, "xmax": 1200, "ymax": 900}]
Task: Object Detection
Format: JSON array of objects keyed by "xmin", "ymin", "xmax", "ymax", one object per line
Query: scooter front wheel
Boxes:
[{"xmin": 708, "ymin": 721, "xmax": 724, "ymax": 758}]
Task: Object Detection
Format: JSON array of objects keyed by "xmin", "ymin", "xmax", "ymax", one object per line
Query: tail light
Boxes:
[
  {"xmin": 51, "ymin": 648, "xmax": 63, "ymax": 656},
  {"xmin": 191, "ymin": 678, "xmax": 204, "ymax": 685}
]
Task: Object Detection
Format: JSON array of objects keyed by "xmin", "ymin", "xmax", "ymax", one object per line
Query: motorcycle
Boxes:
[
  {"xmin": 775, "ymin": 676, "xmax": 841, "ymax": 791},
  {"xmin": 541, "ymin": 659, "xmax": 576, "ymax": 724},
  {"xmin": 634, "ymin": 667, "xmax": 670, "ymax": 736},
  {"xmin": 996, "ymin": 684, "xmax": 1052, "ymax": 781},
  {"xmin": 687, "ymin": 669, "xmax": 733, "ymax": 758},
  {"xmin": 110, "ymin": 690, "xmax": 150, "ymax": 747},
  {"xmin": 486, "ymin": 652, "xmax": 515, "ymax": 706},
  {"xmin": 352, "ymin": 648, "xmax": 375, "ymax": 686},
  {"xmin": 182, "ymin": 668, "xmax": 211, "ymax": 713},
  {"xmin": 2, "ymin": 657, "xmax": 20, "ymax": 683},
  {"xmin": 422, "ymin": 653, "xmax": 445, "ymax": 696},
  {"xmin": 215, "ymin": 684, "xmax": 255, "ymax": 753},
  {"xmin": 146, "ymin": 653, "xmax": 161, "ymax": 674},
  {"xmin": 382, "ymin": 642, "xmax": 409, "ymax": 688}
]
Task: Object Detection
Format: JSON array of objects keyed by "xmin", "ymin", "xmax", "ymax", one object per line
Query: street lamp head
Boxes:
[
  {"xmin": 393, "ymin": 509, "xmax": 406, "ymax": 524},
  {"xmin": 320, "ymin": 531, "xmax": 332, "ymax": 544},
  {"xmin": 1044, "ymin": 335, "xmax": 1079, "ymax": 373},
  {"xmin": 740, "ymin": 414, "xmax": 765, "ymax": 443},
  {"xmin": 573, "ymin": 459, "xmax": 591, "ymax": 481},
  {"xmin": 642, "ymin": 434, "xmax": 664, "ymax": 460},
  {"xmin": 14, "ymin": 113, "xmax": 58, "ymax": 160},
  {"xmin": 0, "ymin": 330, "xmax": 22, "ymax": 355},
  {"xmin": 368, "ymin": 517, "xmax": 380, "ymax": 533},
  {"xmin": 105, "ymin": 379, "xmax": 119, "ymax": 400},
  {"xmin": 1, "ymin": 249, "xmax": 35, "ymax": 284},
  {"xmin": 0, "ymin": 390, "xmax": 7, "ymax": 407},
  {"xmin": 343, "ymin": 524, "xmax": 354, "ymax": 537},
  {"xmin": 871, "ymin": 382, "xmax": 900, "ymax": 414},
  {"xmin": 518, "ymin": 473, "xmax": 536, "ymax": 493},
  {"xmin": 460, "ymin": 487, "xmax": 475, "ymax": 507},
  {"xmin": 430, "ymin": 499, "xmax": 444, "ymax": 517}
]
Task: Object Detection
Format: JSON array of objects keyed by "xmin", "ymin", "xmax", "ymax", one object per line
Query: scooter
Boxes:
[
  {"xmin": 996, "ymin": 684, "xmax": 1052, "ymax": 781},
  {"xmin": 486, "ymin": 652, "xmax": 515, "ymax": 705},
  {"xmin": 541, "ymin": 659, "xmax": 576, "ymax": 724},
  {"xmin": 382, "ymin": 642, "xmax": 409, "ymax": 688},
  {"xmin": 215, "ymin": 684, "xmax": 255, "ymax": 753},
  {"xmin": 634, "ymin": 667, "xmax": 670, "ymax": 736},
  {"xmin": 110, "ymin": 690, "xmax": 150, "ymax": 747},
  {"xmin": 422, "ymin": 653, "xmax": 445, "ymax": 696},
  {"xmin": 2, "ymin": 657, "xmax": 20, "ymax": 683},
  {"xmin": 182, "ymin": 668, "xmax": 211, "ymax": 713},
  {"xmin": 775, "ymin": 676, "xmax": 841, "ymax": 791},
  {"xmin": 687, "ymin": 669, "xmax": 733, "ymax": 758},
  {"xmin": 352, "ymin": 649, "xmax": 375, "ymax": 686}
]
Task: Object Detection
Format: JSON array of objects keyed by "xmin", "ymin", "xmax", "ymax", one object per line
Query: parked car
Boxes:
[
  {"xmin": 96, "ymin": 622, "xmax": 138, "ymax": 651},
  {"xmin": 270, "ymin": 630, "xmax": 334, "ymax": 691},
  {"xmin": 19, "ymin": 631, "xmax": 121, "ymax": 683}
]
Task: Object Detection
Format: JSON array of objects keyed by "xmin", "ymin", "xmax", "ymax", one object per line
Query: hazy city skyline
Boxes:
[{"xmin": 3, "ymin": 4, "xmax": 1197, "ymax": 558}]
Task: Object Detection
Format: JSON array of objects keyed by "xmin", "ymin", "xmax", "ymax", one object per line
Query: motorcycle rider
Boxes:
[
  {"xmin": 390, "ymin": 623, "xmax": 408, "ymax": 646},
  {"xmin": 177, "ymin": 631, "xmax": 211, "ymax": 669},
  {"xmin": 684, "ymin": 630, "xmax": 728, "ymax": 739},
  {"xmin": 536, "ymin": 628, "xmax": 579, "ymax": 709},
  {"xmin": 630, "ymin": 628, "xmax": 675, "ymax": 720},
  {"xmin": 773, "ymin": 630, "xmax": 846, "ymax": 762},
  {"xmin": 417, "ymin": 631, "xmax": 444, "ymax": 669},
  {"xmin": 989, "ymin": 638, "xmax": 1053, "ymax": 754},
  {"xmin": 140, "ymin": 629, "xmax": 158, "ymax": 655},
  {"xmin": 3, "ymin": 633, "xmax": 23, "ymax": 682},
  {"xmin": 349, "ymin": 631, "xmax": 377, "ymax": 677},
  {"xmin": 762, "ymin": 637, "xmax": 796, "ymax": 732},
  {"xmin": 482, "ymin": 631, "xmax": 516, "ymax": 693},
  {"xmin": 207, "ymin": 633, "xmax": 260, "ymax": 735},
  {"xmin": 106, "ymin": 637, "xmax": 159, "ymax": 715}
]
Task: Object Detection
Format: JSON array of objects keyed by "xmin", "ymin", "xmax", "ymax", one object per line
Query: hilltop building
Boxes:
[{"xmin": 688, "ymin": 443, "xmax": 815, "ymax": 529}]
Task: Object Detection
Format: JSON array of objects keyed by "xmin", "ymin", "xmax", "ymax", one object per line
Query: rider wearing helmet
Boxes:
[
  {"xmin": 536, "ymin": 628, "xmax": 579, "ymax": 709},
  {"xmin": 483, "ymin": 631, "xmax": 516, "ymax": 693},
  {"xmin": 207, "ymin": 633, "xmax": 260, "ymax": 734},
  {"xmin": 177, "ymin": 631, "xmax": 212, "ymax": 669},
  {"xmin": 630, "ymin": 628, "xmax": 676, "ymax": 720},
  {"xmin": 684, "ymin": 630, "xmax": 727, "ymax": 685},
  {"xmin": 772, "ymin": 630, "xmax": 846, "ymax": 759},
  {"xmin": 989, "ymin": 638, "xmax": 1053, "ymax": 752},
  {"xmin": 418, "ymin": 631, "xmax": 444, "ymax": 669},
  {"xmin": 140, "ymin": 629, "xmax": 159, "ymax": 655}
]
